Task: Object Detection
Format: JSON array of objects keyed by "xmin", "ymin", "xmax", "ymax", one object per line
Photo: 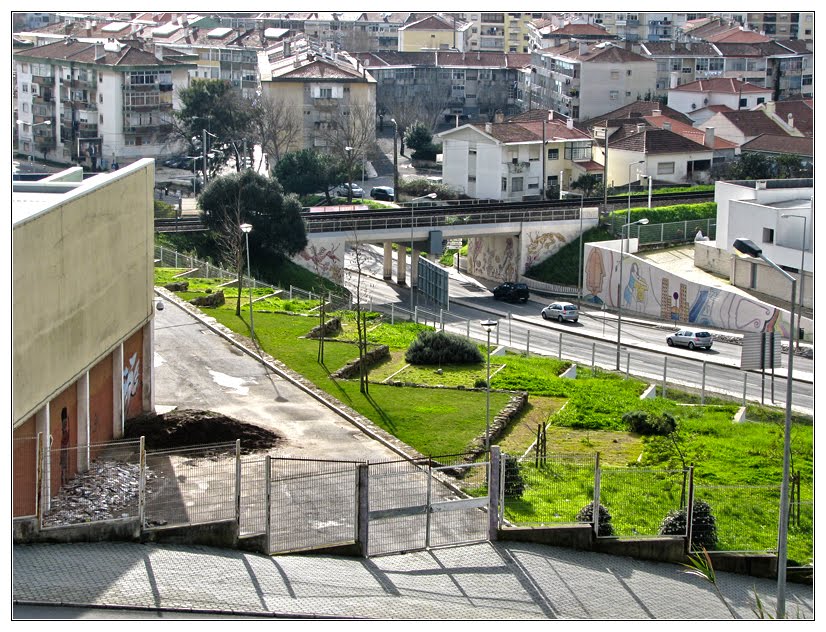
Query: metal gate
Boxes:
[
  {"xmin": 266, "ymin": 457, "xmax": 361, "ymax": 555},
  {"xmin": 367, "ymin": 456, "xmax": 490, "ymax": 557}
]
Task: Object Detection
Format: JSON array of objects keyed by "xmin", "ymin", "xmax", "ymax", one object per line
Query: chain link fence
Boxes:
[
  {"xmin": 239, "ymin": 457, "xmax": 268, "ymax": 537},
  {"xmin": 154, "ymin": 245, "xmax": 275, "ymax": 290},
  {"xmin": 367, "ymin": 458, "xmax": 430, "ymax": 556}
]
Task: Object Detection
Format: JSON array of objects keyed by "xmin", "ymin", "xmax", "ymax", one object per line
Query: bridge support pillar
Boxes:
[
  {"xmin": 397, "ymin": 244, "xmax": 406, "ymax": 286},
  {"xmin": 382, "ymin": 241, "xmax": 393, "ymax": 280},
  {"xmin": 411, "ymin": 249, "xmax": 419, "ymax": 288}
]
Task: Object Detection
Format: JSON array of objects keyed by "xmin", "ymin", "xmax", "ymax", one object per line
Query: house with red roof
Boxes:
[{"xmin": 667, "ymin": 78, "xmax": 772, "ymax": 117}]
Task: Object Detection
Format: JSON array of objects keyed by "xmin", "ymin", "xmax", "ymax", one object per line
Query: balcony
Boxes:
[
  {"xmin": 313, "ymin": 98, "xmax": 339, "ymax": 108},
  {"xmin": 32, "ymin": 92, "xmax": 53, "ymax": 104},
  {"xmin": 33, "ymin": 76, "xmax": 54, "ymax": 86}
]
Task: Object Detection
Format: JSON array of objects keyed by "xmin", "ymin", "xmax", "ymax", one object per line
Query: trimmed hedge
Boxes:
[{"xmin": 405, "ymin": 330, "xmax": 483, "ymax": 365}]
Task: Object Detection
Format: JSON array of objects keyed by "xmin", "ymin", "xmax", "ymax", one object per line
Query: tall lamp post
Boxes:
[
  {"xmin": 733, "ymin": 238, "xmax": 795, "ymax": 620},
  {"xmin": 626, "ymin": 159, "xmax": 645, "ymax": 233},
  {"xmin": 615, "ymin": 218, "xmax": 648, "ymax": 370},
  {"xmin": 561, "ymin": 187, "xmax": 585, "ymax": 305},
  {"xmin": 481, "ymin": 319, "xmax": 499, "ymax": 451},
  {"xmin": 391, "ymin": 118, "xmax": 399, "ymax": 198},
  {"xmin": 240, "ymin": 223, "xmax": 254, "ymax": 342},
  {"xmin": 344, "ymin": 146, "xmax": 354, "ymax": 203},
  {"xmin": 781, "ymin": 213, "xmax": 807, "ymax": 350}
]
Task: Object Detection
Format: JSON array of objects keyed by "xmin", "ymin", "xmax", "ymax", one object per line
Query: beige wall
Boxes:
[
  {"xmin": 13, "ymin": 160, "xmax": 155, "ymax": 425},
  {"xmin": 400, "ymin": 29, "xmax": 456, "ymax": 52}
]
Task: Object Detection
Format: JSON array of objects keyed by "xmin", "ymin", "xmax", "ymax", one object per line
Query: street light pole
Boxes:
[
  {"xmin": 481, "ymin": 319, "xmax": 498, "ymax": 451},
  {"xmin": 345, "ymin": 146, "xmax": 354, "ymax": 203},
  {"xmin": 627, "ymin": 159, "xmax": 645, "ymax": 235},
  {"xmin": 781, "ymin": 213, "xmax": 807, "ymax": 350},
  {"xmin": 616, "ymin": 218, "xmax": 648, "ymax": 370},
  {"xmin": 391, "ymin": 118, "xmax": 399, "ymax": 199},
  {"xmin": 240, "ymin": 223, "xmax": 254, "ymax": 342},
  {"xmin": 733, "ymin": 238, "xmax": 795, "ymax": 620}
]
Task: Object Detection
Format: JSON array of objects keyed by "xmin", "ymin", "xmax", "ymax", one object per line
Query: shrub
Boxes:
[
  {"xmin": 623, "ymin": 410, "xmax": 677, "ymax": 436},
  {"xmin": 503, "ymin": 456, "xmax": 525, "ymax": 499},
  {"xmin": 658, "ymin": 499, "xmax": 718, "ymax": 550},
  {"xmin": 405, "ymin": 330, "xmax": 483, "ymax": 365},
  {"xmin": 576, "ymin": 501, "xmax": 615, "ymax": 536}
]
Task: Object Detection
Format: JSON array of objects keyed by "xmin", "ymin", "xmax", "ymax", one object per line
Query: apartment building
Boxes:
[
  {"xmin": 529, "ymin": 41, "xmax": 657, "ymax": 121},
  {"xmin": 570, "ymin": 12, "xmax": 712, "ymax": 42},
  {"xmin": 257, "ymin": 39, "xmax": 376, "ymax": 153},
  {"xmin": 714, "ymin": 11, "xmax": 814, "ymax": 42},
  {"xmin": 398, "ymin": 14, "xmax": 471, "ymax": 52},
  {"xmin": 443, "ymin": 11, "xmax": 546, "ymax": 53},
  {"xmin": 14, "ymin": 38, "xmax": 193, "ymax": 168},
  {"xmin": 526, "ymin": 20, "xmax": 616, "ymax": 51}
]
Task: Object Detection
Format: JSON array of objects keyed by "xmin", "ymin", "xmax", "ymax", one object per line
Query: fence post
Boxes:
[
  {"xmin": 264, "ymin": 456, "xmax": 272, "ymax": 555},
  {"xmin": 662, "ymin": 356, "xmax": 668, "ymax": 398},
  {"xmin": 414, "ymin": 306, "xmax": 418, "ymax": 324},
  {"xmin": 701, "ymin": 361, "xmax": 707, "ymax": 405},
  {"xmin": 35, "ymin": 432, "xmax": 44, "ymax": 524},
  {"xmin": 488, "ymin": 446, "xmax": 501, "ymax": 540},
  {"xmin": 593, "ymin": 452, "xmax": 601, "ymax": 538},
  {"xmin": 558, "ymin": 333, "xmax": 563, "ymax": 359},
  {"xmin": 508, "ymin": 312, "xmax": 512, "ymax": 345},
  {"xmin": 289, "ymin": 286, "xmax": 293, "ymax": 300},
  {"xmin": 742, "ymin": 374, "xmax": 748, "ymax": 407},
  {"xmin": 661, "ymin": 223, "xmax": 665, "ymax": 244},
  {"xmin": 175, "ymin": 251, "xmax": 178, "ymax": 268},
  {"xmin": 685, "ymin": 466, "xmax": 695, "ymax": 554},
  {"xmin": 526, "ymin": 329, "xmax": 530, "ymax": 357},
  {"xmin": 425, "ymin": 460, "xmax": 433, "ymax": 549},
  {"xmin": 496, "ymin": 324, "xmax": 500, "ymax": 346},
  {"xmin": 234, "ymin": 439, "xmax": 241, "ymax": 528},
  {"xmin": 591, "ymin": 342, "xmax": 596, "ymax": 375},
  {"xmin": 625, "ymin": 352, "xmax": 630, "ymax": 380},
  {"xmin": 138, "ymin": 436, "xmax": 146, "ymax": 530},
  {"xmin": 391, "ymin": 304, "xmax": 395, "ymax": 325},
  {"xmin": 357, "ymin": 463, "xmax": 370, "ymax": 557}
]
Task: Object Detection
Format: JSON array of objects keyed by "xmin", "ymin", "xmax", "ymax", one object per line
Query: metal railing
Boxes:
[
  {"xmin": 612, "ymin": 218, "xmax": 717, "ymax": 247},
  {"xmin": 154, "ymin": 245, "xmax": 275, "ymax": 291}
]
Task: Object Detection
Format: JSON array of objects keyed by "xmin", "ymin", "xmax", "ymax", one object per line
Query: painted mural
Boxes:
[
  {"xmin": 295, "ymin": 239, "xmax": 345, "ymax": 285},
  {"xmin": 123, "ymin": 352, "xmax": 141, "ymax": 415},
  {"xmin": 523, "ymin": 230, "xmax": 567, "ymax": 271},
  {"xmin": 468, "ymin": 235, "xmax": 517, "ymax": 281},
  {"xmin": 584, "ymin": 244, "xmax": 790, "ymax": 336}
]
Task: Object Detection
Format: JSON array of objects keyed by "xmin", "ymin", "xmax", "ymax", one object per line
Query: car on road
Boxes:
[
  {"xmin": 666, "ymin": 329, "xmax": 713, "ymax": 350},
  {"xmin": 337, "ymin": 183, "xmax": 364, "ymax": 197},
  {"xmin": 541, "ymin": 301, "xmax": 579, "ymax": 323},
  {"xmin": 370, "ymin": 186, "xmax": 395, "ymax": 201},
  {"xmin": 492, "ymin": 282, "xmax": 529, "ymax": 303}
]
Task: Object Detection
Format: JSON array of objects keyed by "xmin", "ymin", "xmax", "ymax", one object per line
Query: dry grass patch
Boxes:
[
  {"xmin": 497, "ymin": 397, "xmax": 567, "ymax": 456},
  {"xmin": 544, "ymin": 425, "xmax": 643, "ymax": 465}
]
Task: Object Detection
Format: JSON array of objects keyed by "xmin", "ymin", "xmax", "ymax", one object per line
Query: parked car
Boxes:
[
  {"xmin": 666, "ymin": 329, "xmax": 713, "ymax": 350},
  {"xmin": 541, "ymin": 301, "xmax": 579, "ymax": 323},
  {"xmin": 337, "ymin": 182, "xmax": 364, "ymax": 197},
  {"xmin": 163, "ymin": 156, "xmax": 190, "ymax": 169},
  {"xmin": 370, "ymin": 186, "xmax": 395, "ymax": 201},
  {"xmin": 492, "ymin": 282, "xmax": 529, "ymax": 303}
]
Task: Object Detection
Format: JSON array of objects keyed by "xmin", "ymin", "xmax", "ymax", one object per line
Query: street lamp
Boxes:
[
  {"xmin": 409, "ymin": 193, "xmax": 437, "ymax": 311},
  {"xmin": 733, "ymin": 237, "xmax": 795, "ymax": 620},
  {"xmin": 391, "ymin": 118, "xmax": 399, "ymax": 198},
  {"xmin": 626, "ymin": 159, "xmax": 645, "ymax": 236},
  {"xmin": 561, "ymin": 186, "xmax": 585, "ymax": 305},
  {"xmin": 16, "ymin": 119, "xmax": 51, "ymax": 127},
  {"xmin": 781, "ymin": 213, "xmax": 807, "ymax": 350},
  {"xmin": 240, "ymin": 223, "xmax": 254, "ymax": 342},
  {"xmin": 480, "ymin": 319, "xmax": 499, "ymax": 451},
  {"xmin": 344, "ymin": 146, "xmax": 354, "ymax": 203},
  {"xmin": 615, "ymin": 218, "xmax": 648, "ymax": 370}
]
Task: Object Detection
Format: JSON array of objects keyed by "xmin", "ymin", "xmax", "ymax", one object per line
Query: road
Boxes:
[{"xmin": 345, "ymin": 245, "xmax": 814, "ymax": 415}]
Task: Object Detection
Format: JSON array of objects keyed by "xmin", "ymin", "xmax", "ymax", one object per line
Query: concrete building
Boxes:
[
  {"xmin": 257, "ymin": 38, "xmax": 376, "ymax": 154},
  {"xmin": 666, "ymin": 78, "xmax": 772, "ymax": 116},
  {"xmin": 529, "ymin": 41, "xmax": 657, "ymax": 121},
  {"xmin": 398, "ymin": 14, "xmax": 471, "ymax": 52},
  {"xmin": 695, "ymin": 179, "xmax": 812, "ymax": 315},
  {"xmin": 438, "ymin": 109, "xmax": 597, "ymax": 201},
  {"xmin": 446, "ymin": 11, "xmax": 544, "ymax": 53},
  {"xmin": 13, "ymin": 38, "xmax": 193, "ymax": 169},
  {"xmin": 12, "ymin": 160, "xmax": 157, "ymax": 518}
]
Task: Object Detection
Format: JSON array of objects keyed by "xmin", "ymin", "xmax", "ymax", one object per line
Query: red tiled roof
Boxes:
[
  {"xmin": 609, "ymin": 128, "xmax": 709, "ymax": 154},
  {"xmin": 716, "ymin": 110, "xmax": 792, "ymax": 136},
  {"xmin": 740, "ymin": 134, "xmax": 813, "ymax": 157},
  {"xmin": 13, "ymin": 38, "xmax": 191, "ymax": 67},
  {"xmin": 579, "ymin": 101, "xmax": 694, "ymax": 130},
  {"xmin": 773, "ymin": 100, "xmax": 814, "ymax": 136},
  {"xmin": 540, "ymin": 41, "xmax": 650, "ymax": 64},
  {"xmin": 643, "ymin": 115, "xmax": 738, "ymax": 150},
  {"xmin": 671, "ymin": 78, "xmax": 769, "ymax": 94},
  {"xmin": 706, "ymin": 28, "xmax": 772, "ymax": 44},
  {"xmin": 552, "ymin": 23, "xmax": 610, "ymax": 36},
  {"xmin": 276, "ymin": 57, "xmax": 364, "ymax": 80},
  {"xmin": 705, "ymin": 105, "xmax": 734, "ymax": 113},
  {"xmin": 401, "ymin": 14, "xmax": 456, "ymax": 31}
]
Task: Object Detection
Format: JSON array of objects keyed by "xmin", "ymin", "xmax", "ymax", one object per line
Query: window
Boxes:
[
  {"xmin": 762, "ymin": 227, "xmax": 775, "ymax": 244},
  {"xmin": 21, "ymin": 83, "xmax": 28, "ymax": 93},
  {"xmin": 547, "ymin": 148, "xmax": 559, "ymax": 160},
  {"xmin": 512, "ymin": 177, "xmax": 523, "ymax": 192},
  {"xmin": 657, "ymin": 162, "xmax": 675, "ymax": 175},
  {"xmin": 626, "ymin": 69, "xmax": 632, "ymax": 76},
  {"xmin": 99, "ymin": 114, "xmax": 103, "ymax": 124},
  {"xmin": 756, "ymin": 97, "xmax": 765, "ymax": 104},
  {"xmin": 501, "ymin": 177, "xmax": 507, "ymax": 191},
  {"xmin": 319, "ymin": 87, "xmax": 332, "ymax": 99},
  {"xmin": 611, "ymin": 70, "xmax": 620, "ymax": 79},
  {"xmin": 22, "ymin": 103, "xmax": 29, "ymax": 113},
  {"xmin": 739, "ymin": 97, "xmax": 747, "ymax": 108},
  {"xmin": 609, "ymin": 90, "xmax": 619, "ymax": 100}
]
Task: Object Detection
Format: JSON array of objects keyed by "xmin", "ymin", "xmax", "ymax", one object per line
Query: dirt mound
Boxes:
[{"xmin": 124, "ymin": 408, "xmax": 282, "ymax": 453}]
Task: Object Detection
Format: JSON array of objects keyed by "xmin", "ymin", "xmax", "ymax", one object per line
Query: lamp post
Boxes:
[
  {"xmin": 616, "ymin": 218, "xmax": 648, "ymax": 370},
  {"xmin": 344, "ymin": 146, "xmax": 354, "ymax": 203},
  {"xmin": 240, "ymin": 223, "xmax": 254, "ymax": 342},
  {"xmin": 391, "ymin": 118, "xmax": 399, "ymax": 198},
  {"xmin": 481, "ymin": 319, "xmax": 499, "ymax": 451},
  {"xmin": 561, "ymin": 186, "xmax": 586, "ymax": 305},
  {"xmin": 781, "ymin": 213, "xmax": 807, "ymax": 350},
  {"xmin": 733, "ymin": 238, "xmax": 795, "ymax": 620},
  {"xmin": 626, "ymin": 159, "xmax": 645, "ymax": 235}
]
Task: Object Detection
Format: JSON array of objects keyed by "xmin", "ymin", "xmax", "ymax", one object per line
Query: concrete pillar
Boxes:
[
  {"xmin": 142, "ymin": 320, "xmax": 154, "ymax": 413},
  {"xmin": 397, "ymin": 244, "xmax": 407, "ymax": 286},
  {"xmin": 113, "ymin": 344, "xmax": 124, "ymax": 439},
  {"xmin": 35, "ymin": 404, "xmax": 50, "ymax": 513},
  {"xmin": 382, "ymin": 241, "xmax": 393, "ymax": 280},
  {"xmin": 76, "ymin": 372, "xmax": 90, "ymax": 472},
  {"xmin": 411, "ymin": 249, "xmax": 420, "ymax": 288}
]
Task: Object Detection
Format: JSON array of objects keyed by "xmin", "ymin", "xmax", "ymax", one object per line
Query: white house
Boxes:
[
  {"xmin": 438, "ymin": 109, "xmax": 597, "ymax": 201},
  {"xmin": 666, "ymin": 77, "xmax": 772, "ymax": 116}
]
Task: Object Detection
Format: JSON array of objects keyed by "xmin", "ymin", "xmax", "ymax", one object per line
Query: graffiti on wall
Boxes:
[
  {"xmin": 123, "ymin": 352, "xmax": 141, "ymax": 414},
  {"xmin": 584, "ymin": 245, "xmax": 788, "ymax": 335},
  {"xmin": 468, "ymin": 236, "xmax": 516, "ymax": 281}
]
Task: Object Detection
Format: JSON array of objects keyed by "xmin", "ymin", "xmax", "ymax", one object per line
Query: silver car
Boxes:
[
  {"xmin": 666, "ymin": 329, "xmax": 713, "ymax": 350},
  {"xmin": 337, "ymin": 182, "xmax": 364, "ymax": 197},
  {"xmin": 541, "ymin": 302, "xmax": 579, "ymax": 323}
]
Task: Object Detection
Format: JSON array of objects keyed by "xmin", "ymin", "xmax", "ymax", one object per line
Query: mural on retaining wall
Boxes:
[
  {"xmin": 584, "ymin": 244, "xmax": 789, "ymax": 335},
  {"xmin": 295, "ymin": 240, "xmax": 344, "ymax": 285},
  {"xmin": 523, "ymin": 230, "xmax": 568, "ymax": 271},
  {"xmin": 468, "ymin": 235, "xmax": 517, "ymax": 281}
]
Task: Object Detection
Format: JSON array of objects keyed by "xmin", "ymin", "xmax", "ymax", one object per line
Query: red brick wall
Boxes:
[
  {"xmin": 13, "ymin": 417, "xmax": 38, "ymax": 517},
  {"xmin": 89, "ymin": 352, "xmax": 114, "ymax": 456},
  {"xmin": 48, "ymin": 384, "xmax": 78, "ymax": 497},
  {"xmin": 122, "ymin": 329, "xmax": 144, "ymax": 421}
]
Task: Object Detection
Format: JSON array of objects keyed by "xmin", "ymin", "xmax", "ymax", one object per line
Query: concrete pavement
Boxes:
[{"xmin": 12, "ymin": 540, "xmax": 813, "ymax": 620}]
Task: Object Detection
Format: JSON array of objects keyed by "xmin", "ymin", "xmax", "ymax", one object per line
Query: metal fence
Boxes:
[
  {"xmin": 154, "ymin": 245, "xmax": 275, "ymax": 290},
  {"xmin": 694, "ymin": 485, "xmax": 780, "ymax": 553},
  {"xmin": 613, "ymin": 218, "xmax": 717, "ymax": 247},
  {"xmin": 367, "ymin": 458, "xmax": 430, "ymax": 556},
  {"xmin": 267, "ymin": 457, "xmax": 360, "ymax": 555},
  {"xmin": 42, "ymin": 439, "xmax": 143, "ymax": 528},
  {"xmin": 239, "ymin": 457, "xmax": 268, "ymax": 536},
  {"xmin": 144, "ymin": 442, "xmax": 239, "ymax": 529}
]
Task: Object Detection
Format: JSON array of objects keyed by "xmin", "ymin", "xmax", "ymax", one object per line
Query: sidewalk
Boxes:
[{"xmin": 12, "ymin": 541, "xmax": 813, "ymax": 620}]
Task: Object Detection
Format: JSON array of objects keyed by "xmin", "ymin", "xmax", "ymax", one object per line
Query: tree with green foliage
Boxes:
[
  {"xmin": 405, "ymin": 330, "xmax": 483, "ymax": 365},
  {"xmin": 404, "ymin": 121, "xmax": 440, "ymax": 161},
  {"xmin": 198, "ymin": 170, "xmax": 307, "ymax": 314},
  {"xmin": 274, "ymin": 149, "xmax": 344, "ymax": 203},
  {"xmin": 570, "ymin": 174, "xmax": 601, "ymax": 197}
]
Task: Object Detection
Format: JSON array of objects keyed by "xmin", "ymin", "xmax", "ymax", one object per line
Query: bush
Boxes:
[
  {"xmin": 623, "ymin": 410, "xmax": 677, "ymax": 436},
  {"xmin": 405, "ymin": 330, "xmax": 483, "ymax": 365},
  {"xmin": 576, "ymin": 501, "xmax": 615, "ymax": 536},
  {"xmin": 503, "ymin": 456, "xmax": 525, "ymax": 499},
  {"xmin": 658, "ymin": 499, "xmax": 718, "ymax": 550}
]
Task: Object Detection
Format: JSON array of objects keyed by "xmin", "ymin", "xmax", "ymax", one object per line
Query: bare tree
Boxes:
[
  {"xmin": 378, "ymin": 78, "xmax": 452, "ymax": 133},
  {"xmin": 319, "ymin": 102, "xmax": 376, "ymax": 201},
  {"xmin": 249, "ymin": 92, "xmax": 302, "ymax": 168},
  {"xmin": 351, "ymin": 238, "xmax": 370, "ymax": 395},
  {"xmin": 214, "ymin": 189, "xmax": 247, "ymax": 318}
]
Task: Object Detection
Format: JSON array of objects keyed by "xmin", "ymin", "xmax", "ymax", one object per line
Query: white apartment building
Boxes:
[{"xmin": 14, "ymin": 38, "xmax": 193, "ymax": 168}]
